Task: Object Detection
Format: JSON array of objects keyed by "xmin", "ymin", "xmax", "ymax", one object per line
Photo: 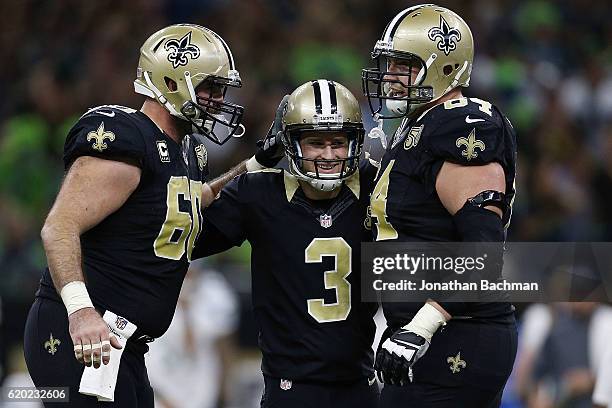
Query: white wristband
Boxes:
[
  {"xmin": 404, "ymin": 303, "xmax": 447, "ymax": 342},
  {"xmin": 245, "ymin": 156, "xmax": 265, "ymax": 172},
  {"xmin": 60, "ymin": 281, "xmax": 94, "ymax": 316}
]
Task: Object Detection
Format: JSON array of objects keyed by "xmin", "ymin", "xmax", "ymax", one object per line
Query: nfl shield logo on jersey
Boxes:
[
  {"xmin": 115, "ymin": 316, "xmax": 128, "ymax": 331},
  {"xmin": 279, "ymin": 379, "xmax": 292, "ymax": 390},
  {"xmin": 319, "ymin": 214, "xmax": 333, "ymax": 228}
]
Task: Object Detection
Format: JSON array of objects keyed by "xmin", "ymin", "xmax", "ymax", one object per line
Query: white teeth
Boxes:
[{"xmin": 318, "ymin": 164, "xmax": 338, "ymax": 170}]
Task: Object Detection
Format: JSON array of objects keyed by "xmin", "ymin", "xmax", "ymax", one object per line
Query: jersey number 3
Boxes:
[
  {"xmin": 305, "ymin": 238, "xmax": 352, "ymax": 323},
  {"xmin": 154, "ymin": 176, "xmax": 203, "ymax": 261}
]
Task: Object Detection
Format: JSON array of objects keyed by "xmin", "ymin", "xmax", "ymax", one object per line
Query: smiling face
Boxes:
[{"xmin": 298, "ymin": 131, "xmax": 350, "ymax": 176}]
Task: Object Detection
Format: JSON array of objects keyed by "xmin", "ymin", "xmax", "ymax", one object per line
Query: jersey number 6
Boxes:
[{"xmin": 154, "ymin": 176, "xmax": 203, "ymax": 261}]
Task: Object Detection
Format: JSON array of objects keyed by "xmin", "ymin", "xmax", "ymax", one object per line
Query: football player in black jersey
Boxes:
[
  {"xmin": 362, "ymin": 5, "xmax": 518, "ymax": 407},
  {"xmin": 24, "ymin": 24, "xmax": 246, "ymax": 407},
  {"xmin": 193, "ymin": 80, "xmax": 379, "ymax": 408}
]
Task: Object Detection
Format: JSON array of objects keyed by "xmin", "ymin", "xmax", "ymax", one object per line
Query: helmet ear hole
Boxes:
[
  {"xmin": 443, "ymin": 64, "xmax": 454, "ymax": 76},
  {"xmin": 164, "ymin": 77, "xmax": 177, "ymax": 92}
]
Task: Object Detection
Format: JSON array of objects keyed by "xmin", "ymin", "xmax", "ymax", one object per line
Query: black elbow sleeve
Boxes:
[
  {"xmin": 453, "ymin": 191, "xmax": 505, "ymax": 242},
  {"xmin": 438, "ymin": 191, "xmax": 507, "ymax": 316}
]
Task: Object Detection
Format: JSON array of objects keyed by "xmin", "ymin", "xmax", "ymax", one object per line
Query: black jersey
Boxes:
[
  {"xmin": 194, "ymin": 164, "xmax": 378, "ymax": 383},
  {"xmin": 37, "ymin": 105, "xmax": 208, "ymax": 338},
  {"xmin": 370, "ymin": 97, "xmax": 517, "ymax": 326}
]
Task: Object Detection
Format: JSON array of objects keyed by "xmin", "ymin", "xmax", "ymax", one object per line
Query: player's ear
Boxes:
[{"xmin": 164, "ymin": 77, "xmax": 178, "ymax": 92}]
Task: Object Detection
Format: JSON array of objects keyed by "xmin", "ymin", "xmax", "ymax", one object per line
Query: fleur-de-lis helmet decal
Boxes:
[
  {"xmin": 362, "ymin": 4, "xmax": 474, "ymax": 119},
  {"xmin": 134, "ymin": 24, "xmax": 245, "ymax": 145},
  {"xmin": 428, "ymin": 16, "xmax": 462, "ymax": 56},
  {"xmin": 165, "ymin": 31, "xmax": 201, "ymax": 69}
]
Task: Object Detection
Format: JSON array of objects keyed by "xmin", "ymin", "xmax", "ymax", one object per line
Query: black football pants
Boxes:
[
  {"xmin": 261, "ymin": 375, "xmax": 379, "ymax": 408},
  {"xmin": 378, "ymin": 319, "xmax": 517, "ymax": 408},
  {"xmin": 23, "ymin": 297, "xmax": 154, "ymax": 407}
]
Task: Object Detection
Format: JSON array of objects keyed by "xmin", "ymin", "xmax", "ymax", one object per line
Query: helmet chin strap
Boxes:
[
  {"xmin": 308, "ymin": 178, "xmax": 343, "ymax": 192},
  {"xmin": 442, "ymin": 60, "xmax": 470, "ymax": 96},
  {"xmin": 184, "ymin": 71, "xmax": 201, "ymax": 121},
  {"xmin": 143, "ymin": 71, "xmax": 183, "ymax": 118},
  {"xmin": 234, "ymin": 123, "xmax": 246, "ymax": 137},
  {"xmin": 289, "ymin": 161, "xmax": 344, "ymax": 192},
  {"xmin": 200, "ymin": 116, "xmax": 246, "ymax": 139},
  {"xmin": 385, "ymin": 99, "xmax": 408, "ymax": 115}
]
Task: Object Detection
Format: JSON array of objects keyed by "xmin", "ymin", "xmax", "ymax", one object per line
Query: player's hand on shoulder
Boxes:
[
  {"xmin": 69, "ymin": 307, "xmax": 122, "ymax": 368},
  {"xmin": 375, "ymin": 328, "xmax": 429, "ymax": 386},
  {"xmin": 254, "ymin": 94, "xmax": 290, "ymax": 168}
]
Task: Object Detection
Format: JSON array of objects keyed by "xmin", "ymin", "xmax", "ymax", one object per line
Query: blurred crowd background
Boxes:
[{"xmin": 0, "ymin": 0, "xmax": 611, "ymax": 407}]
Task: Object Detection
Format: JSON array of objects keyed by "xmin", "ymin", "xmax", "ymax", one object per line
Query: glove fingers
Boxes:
[
  {"xmin": 399, "ymin": 359, "xmax": 412, "ymax": 386},
  {"xmin": 375, "ymin": 349, "xmax": 391, "ymax": 384},
  {"xmin": 275, "ymin": 95, "xmax": 290, "ymax": 119},
  {"xmin": 376, "ymin": 368, "xmax": 385, "ymax": 384},
  {"xmin": 374, "ymin": 348, "xmax": 386, "ymax": 372},
  {"xmin": 272, "ymin": 95, "xmax": 290, "ymax": 131},
  {"xmin": 388, "ymin": 351, "xmax": 404, "ymax": 386}
]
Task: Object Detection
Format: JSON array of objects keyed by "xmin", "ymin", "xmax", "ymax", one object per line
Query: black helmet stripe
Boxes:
[
  {"xmin": 328, "ymin": 81, "xmax": 338, "ymax": 114},
  {"xmin": 311, "ymin": 80, "xmax": 323, "ymax": 114},
  {"xmin": 313, "ymin": 79, "xmax": 335, "ymax": 115},
  {"xmin": 382, "ymin": 8, "xmax": 413, "ymax": 42},
  {"xmin": 205, "ymin": 28, "xmax": 235, "ymax": 69},
  {"xmin": 383, "ymin": 4, "xmax": 433, "ymax": 42},
  {"xmin": 311, "ymin": 79, "xmax": 338, "ymax": 116}
]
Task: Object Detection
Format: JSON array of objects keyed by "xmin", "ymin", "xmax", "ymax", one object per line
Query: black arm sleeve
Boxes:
[
  {"xmin": 192, "ymin": 218, "xmax": 240, "ymax": 258},
  {"xmin": 453, "ymin": 200, "xmax": 504, "ymax": 242},
  {"xmin": 191, "ymin": 174, "xmax": 250, "ymax": 259},
  {"xmin": 437, "ymin": 199, "xmax": 505, "ymax": 316}
]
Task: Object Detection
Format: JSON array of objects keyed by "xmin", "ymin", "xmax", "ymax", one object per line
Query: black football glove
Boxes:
[
  {"xmin": 375, "ymin": 329, "xmax": 429, "ymax": 386},
  {"xmin": 254, "ymin": 95, "xmax": 290, "ymax": 168}
]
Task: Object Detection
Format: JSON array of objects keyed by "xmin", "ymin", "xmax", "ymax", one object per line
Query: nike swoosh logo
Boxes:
[
  {"xmin": 368, "ymin": 377, "xmax": 376, "ymax": 386},
  {"xmin": 465, "ymin": 116, "xmax": 485, "ymax": 123},
  {"xmin": 97, "ymin": 111, "xmax": 116, "ymax": 117}
]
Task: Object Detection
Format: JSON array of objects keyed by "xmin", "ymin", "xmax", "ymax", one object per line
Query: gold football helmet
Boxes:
[
  {"xmin": 362, "ymin": 4, "xmax": 474, "ymax": 118},
  {"xmin": 134, "ymin": 24, "xmax": 244, "ymax": 144},
  {"xmin": 282, "ymin": 80, "xmax": 364, "ymax": 191}
]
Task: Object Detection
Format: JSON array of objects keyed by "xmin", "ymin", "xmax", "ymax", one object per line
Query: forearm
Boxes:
[
  {"xmin": 203, "ymin": 159, "xmax": 248, "ymax": 207},
  {"xmin": 426, "ymin": 300, "xmax": 452, "ymax": 320},
  {"xmin": 41, "ymin": 218, "xmax": 85, "ymax": 290},
  {"xmin": 41, "ymin": 217, "xmax": 96, "ymax": 316},
  {"xmin": 210, "ymin": 160, "xmax": 248, "ymax": 196}
]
